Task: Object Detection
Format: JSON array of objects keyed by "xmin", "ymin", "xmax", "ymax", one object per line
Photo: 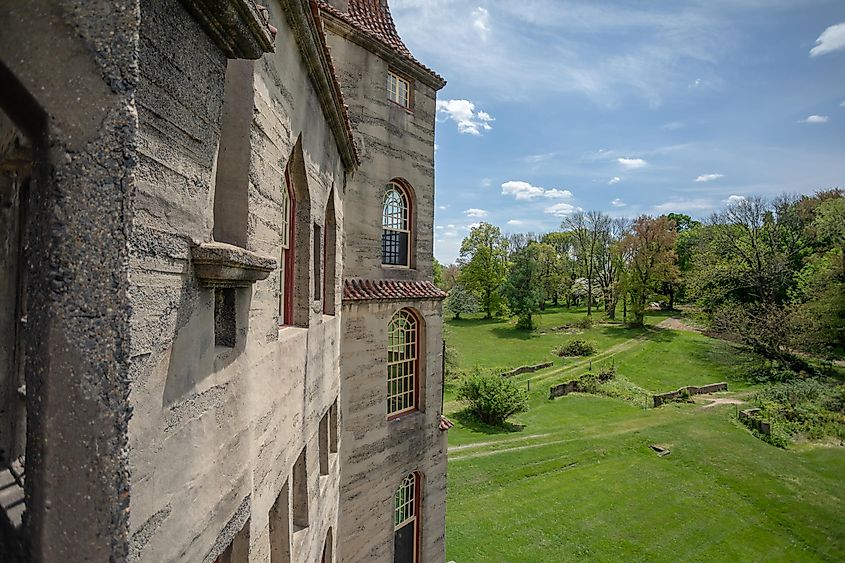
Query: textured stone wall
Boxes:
[
  {"xmin": 0, "ymin": 1, "xmax": 138, "ymax": 560},
  {"xmin": 338, "ymin": 300, "xmax": 447, "ymax": 563},
  {"xmin": 324, "ymin": 33, "xmax": 438, "ymax": 281},
  {"xmin": 128, "ymin": 1, "xmax": 344, "ymax": 561}
]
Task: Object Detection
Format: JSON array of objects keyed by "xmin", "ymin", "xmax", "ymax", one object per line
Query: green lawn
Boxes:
[{"xmin": 444, "ymin": 306, "xmax": 845, "ymax": 562}]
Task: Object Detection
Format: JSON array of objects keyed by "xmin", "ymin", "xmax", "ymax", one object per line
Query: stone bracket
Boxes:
[
  {"xmin": 179, "ymin": 0, "xmax": 276, "ymax": 59},
  {"xmin": 191, "ymin": 242, "xmax": 277, "ymax": 288}
]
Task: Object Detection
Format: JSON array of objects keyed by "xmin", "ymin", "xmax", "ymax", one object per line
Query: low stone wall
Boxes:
[
  {"xmin": 652, "ymin": 382, "xmax": 728, "ymax": 407},
  {"xmin": 739, "ymin": 408, "xmax": 771, "ymax": 435},
  {"xmin": 549, "ymin": 380, "xmax": 582, "ymax": 399},
  {"xmin": 501, "ymin": 362, "xmax": 553, "ymax": 378}
]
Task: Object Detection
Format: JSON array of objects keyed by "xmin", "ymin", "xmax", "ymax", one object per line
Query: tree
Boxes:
[
  {"xmin": 620, "ymin": 215, "xmax": 679, "ymax": 327},
  {"xmin": 433, "ymin": 258, "xmax": 444, "ymax": 288},
  {"xmin": 595, "ymin": 217, "xmax": 631, "ymax": 318},
  {"xmin": 456, "ymin": 369, "xmax": 529, "ymax": 426},
  {"xmin": 502, "ymin": 244, "xmax": 544, "ymax": 329},
  {"xmin": 458, "ymin": 223, "xmax": 509, "ymax": 318},
  {"xmin": 540, "ymin": 232, "xmax": 575, "ymax": 305},
  {"xmin": 563, "ymin": 211, "xmax": 611, "ymax": 317},
  {"xmin": 443, "ymin": 284, "xmax": 479, "ymax": 320}
]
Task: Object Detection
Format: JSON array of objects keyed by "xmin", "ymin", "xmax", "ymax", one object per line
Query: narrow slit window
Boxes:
[
  {"xmin": 313, "ymin": 223, "xmax": 322, "ymax": 301},
  {"xmin": 215, "ymin": 288, "xmax": 236, "ymax": 348},
  {"xmin": 292, "ymin": 447, "xmax": 309, "ymax": 531},
  {"xmin": 387, "ymin": 71, "xmax": 411, "ymax": 108},
  {"xmin": 269, "ymin": 482, "xmax": 291, "ymax": 563},
  {"xmin": 387, "ymin": 309, "xmax": 418, "ymax": 417},
  {"xmin": 279, "ymin": 171, "xmax": 294, "ymax": 326},
  {"xmin": 382, "ymin": 183, "xmax": 410, "ymax": 267},
  {"xmin": 319, "ymin": 411, "xmax": 329, "ymax": 476},
  {"xmin": 329, "ymin": 399, "xmax": 339, "ymax": 454}
]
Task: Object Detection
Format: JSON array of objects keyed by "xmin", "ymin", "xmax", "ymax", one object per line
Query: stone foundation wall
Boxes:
[{"xmin": 652, "ymin": 383, "xmax": 728, "ymax": 407}]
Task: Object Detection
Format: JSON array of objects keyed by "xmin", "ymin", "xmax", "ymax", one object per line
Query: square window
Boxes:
[{"xmin": 387, "ymin": 71, "xmax": 411, "ymax": 108}]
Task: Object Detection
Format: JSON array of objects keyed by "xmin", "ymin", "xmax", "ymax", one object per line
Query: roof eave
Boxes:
[
  {"xmin": 318, "ymin": 8, "xmax": 446, "ymax": 91},
  {"xmin": 279, "ymin": 0, "xmax": 360, "ymax": 169}
]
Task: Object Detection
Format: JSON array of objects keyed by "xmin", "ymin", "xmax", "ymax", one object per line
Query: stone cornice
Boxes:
[
  {"xmin": 179, "ymin": 0, "xmax": 276, "ymax": 59},
  {"xmin": 318, "ymin": 8, "xmax": 446, "ymax": 91},
  {"xmin": 276, "ymin": 0, "xmax": 359, "ymax": 169}
]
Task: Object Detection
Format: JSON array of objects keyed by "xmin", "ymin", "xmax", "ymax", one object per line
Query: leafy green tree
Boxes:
[
  {"xmin": 443, "ymin": 284, "xmax": 479, "ymax": 320},
  {"xmin": 456, "ymin": 369, "xmax": 529, "ymax": 426},
  {"xmin": 596, "ymin": 217, "xmax": 631, "ymax": 318},
  {"xmin": 458, "ymin": 222, "xmax": 509, "ymax": 318},
  {"xmin": 620, "ymin": 215, "xmax": 679, "ymax": 327},
  {"xmin": 563, "ymin": 211, "xmax": 611, "ymax": 317},
  {"xmin": 433, "ymin": 258, "xmax": 444, "ymax": 288},
  {"xmin": 540, "ymin": 232, "xmax": 575, "ymax": 305},
  {"xmin": 502, "ymin": 244, "xmax": 544, "ymax": 329}
]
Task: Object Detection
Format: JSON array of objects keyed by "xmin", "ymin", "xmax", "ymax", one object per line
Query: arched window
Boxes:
[
  {"xmin": 387, "ymin": 309, "xmax": 418, "ymax": 417},
  {"xmin": 278, "ymin": 167, "xmax": 295, "ymax": 325},
  {"xmin": 393, "ymin": 473, "xmax": 420, "ymax": 563},
  {"xmin": 382, "ymin": 182, "xmax": 411, "ymax": 267}
]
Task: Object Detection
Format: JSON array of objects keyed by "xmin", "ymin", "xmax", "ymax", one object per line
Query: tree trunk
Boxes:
[
  {"xmin": 623, "ymin": 295, "xmax": 627, "ymax": 323},
  {"xmin": 587, "ymin": 281, "xmax": 592, "ymax": 317},
  {"xmin": 607, "ymin": 295, "xmax": 618, "ymax": 320},
  {"xmin": 668, "ymin": 286, "xmax": 675, "ymax": 310}
]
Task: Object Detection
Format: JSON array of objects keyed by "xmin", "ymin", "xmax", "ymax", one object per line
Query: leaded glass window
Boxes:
[
  {"xmin": 382, "ymin": 183, "xmax": 410, "ymax": 266},
  {"xmin": 387, "ymin": 309, "xmax": 418, "ymax": 416}
]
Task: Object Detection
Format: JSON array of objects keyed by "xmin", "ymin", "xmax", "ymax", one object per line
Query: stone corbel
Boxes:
[
  {"xmin": 179, "ymin": 0, "xmax": 277, "ymax": 59},
  {"xmin": 191, "ymin": 242, "xmax": 277, "ymax": 288}
]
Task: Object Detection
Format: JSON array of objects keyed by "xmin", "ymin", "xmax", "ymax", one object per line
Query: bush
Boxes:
[
  {"xmin": 555, "ymin": 339, "xmax": 596, "ymax": 357},
  {"xmin": 750, "ymin": 379, "xmax": 845, "ymax": 443},
  {"xmin": 597, "ymin": 365, "xmax": 616, "ymax": 382},
  {"xmin": 572, "ymin": 317, "xmax": 594, "ymax": 330},
  {"xmin": 456, "ymin": 369, "xmax": 529, "ymax": 426}
]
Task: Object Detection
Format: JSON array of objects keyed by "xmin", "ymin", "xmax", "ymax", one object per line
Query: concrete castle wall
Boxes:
[{"xmin": 127, "ymin": 1, "xmax": 344, "ymax": 561}]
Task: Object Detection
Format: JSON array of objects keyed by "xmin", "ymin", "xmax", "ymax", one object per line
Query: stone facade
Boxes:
[
  {"xmin": 317, "ymin": 3, "xmax": 449, "ymax": 562},
  {"xmin": 0, "ymin": 0, "xmax": 443, "ymax": 561}
]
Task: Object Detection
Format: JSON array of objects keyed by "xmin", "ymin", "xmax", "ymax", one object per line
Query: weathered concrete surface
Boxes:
[
  {"xmin": 322, "ymin": 5, "xmax": 448, "ymax": 561},
  {"xmin": 0, "ymin": 1, "xmax": 138, "ymax": 560},
  {"xmin": 127, "ymin": 0, "xmax": 344, "ymax": 561},
  {"xmin": 339, "ymin": 301, "xmax": 447, "ymax": 562}
]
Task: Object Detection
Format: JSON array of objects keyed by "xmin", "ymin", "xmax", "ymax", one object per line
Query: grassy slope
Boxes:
[{"xmin": 444, "ymin": 306, "xmax": 845, "ymax": 562}]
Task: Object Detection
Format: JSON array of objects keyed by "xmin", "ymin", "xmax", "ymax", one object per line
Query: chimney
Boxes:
[{"xmin": 327, "ymin": 0, "xmax": 349, "ymax": 11}]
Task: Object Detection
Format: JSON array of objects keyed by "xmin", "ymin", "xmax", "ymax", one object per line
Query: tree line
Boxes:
[{"xmin": 437, "ymin": 190, "xmax": 844, "ymax": 366}]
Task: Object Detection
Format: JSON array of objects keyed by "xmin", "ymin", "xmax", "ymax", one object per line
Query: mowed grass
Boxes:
[{"xmin": 444, "ymin": 306, "xmax": 845, "ymax": 561}]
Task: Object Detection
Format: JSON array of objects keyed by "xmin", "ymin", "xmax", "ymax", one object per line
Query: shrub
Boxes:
[
  {"xmin": 750, "ymin": 379, "xmax": 845, "ymax": 443},
  {"xmin": 555, "ymin": 339, "xmax": 596, "ymax": 357},
  {"xmin": 597, "ymin": 365, "xmax": 616, "ymax": 382},
  {"xmin": 456, "ymin": 369, "xmax": 529, "ymax": 426},
  {"xmin": 572, "ymin": 317, "xmax": 594, "ymax": 330}
]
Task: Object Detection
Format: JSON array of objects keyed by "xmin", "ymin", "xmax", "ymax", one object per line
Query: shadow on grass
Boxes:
[{"xmin": 451, "ymin": 409, "xmax": 525, "ymax": 435}]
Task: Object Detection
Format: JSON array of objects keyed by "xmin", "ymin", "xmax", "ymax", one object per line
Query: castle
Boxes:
[{"xmin": 0, "ymin": 0, "xmax": 447, "ymax": 561}]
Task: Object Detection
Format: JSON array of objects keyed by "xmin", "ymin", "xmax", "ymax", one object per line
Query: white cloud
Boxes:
[
  {"xmin": 480, "ymin": 178, "xmax": 492, "ymax": 188},
  {"xmin": 841, "ymin": 100, "xmax": 845, "ymax": 107},
  {"xmin": 507, "ymin": 220, "xmax": 524, "ymax": 226},
  {"xmin": 502, "ymin": 181, "xmax": 544, "ymax": 200},
  {"xmin": 609, "ymin": 176, "xmax": 622, "ymax": 185},
  {"xmin": 725, "ymin": 195, "xmax": 746, "ymax": 204},
  {"xmin": 436, "ymin": 99, "xmax": 495, "ymax": 135},
  {"xmin": 472, "ymin": 7, "xmax": 491, "ymax": 40},
  {"xmin": 467, "ymin": 222, "xmax": 481, "ymax": 230},
  {"xmin": 447, "ymin": 224, "xmax": 456, "ymax": 229},
  {"xmin": 688, "ymin": 77, "xmax": 702, "ymax": 88},
  {"xmin": 544, "ymin": 203, "xmax": 580, "ymax": 217},
  {"xmin": 501, "ymin": 181, "xmax": 572, "ymax": 201},
  {"xmin": 799, "ymin": 115, "xmax": 829, "ymax": 124},
  {"xmin": 434, "ymin": 143, "xmax": 439, "ymax": 152},
  {"xmin": 611, "ymin": 198, "xmax": 627, "ymax": 208},
  {"xmin": 438, "ymin": 205, "xmax": 448, "ymax": 210},
  {"xmin": 809, "ymin": 22, "xmax": 845, "ymax": 57},
  {"xmin": 464, "ymin": 208, "xmax": 488, "ymax": 218},
  {"xmin": 653, "ymin": 198, "xmax": 713, "ymax": 213},
  {"xmin": 618, "ymin": 157, "xmax": 647, "ymax": 169},
  {"xmin": 435, "ymin": 225, "xmax": 444, "ymax": 230},
  {"xmin": 694, "ymin": 173, "xmax": 724, "ymax": 182},
  {"xmin": 543, "ymin": 189, "xmax": 574, "ymax": 199}
]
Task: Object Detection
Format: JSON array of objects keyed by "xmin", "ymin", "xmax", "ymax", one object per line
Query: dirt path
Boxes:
[
  {"xmin": 699, "ymin": 397, "xmax": 745, "ymax": 409},
  {"xmin": 656, "ymin": 317, "xmax": 701, "ymax": 333}
]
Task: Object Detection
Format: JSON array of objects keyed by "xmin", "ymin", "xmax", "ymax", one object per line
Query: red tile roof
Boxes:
[
  {"xmin": 318, "ymin": 0, "xmax": 445, "ymax": 85},
  {"xmin": 343, "ymin": 278, "xmax": 447, "ymax": 302}
]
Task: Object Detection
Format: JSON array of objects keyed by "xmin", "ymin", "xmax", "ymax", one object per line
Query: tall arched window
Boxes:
[
  {"xmin": 279, "ymin": 167, "xmax": 295, "ymax": 326},
  {"xmin": 382, "ymin": 182, "xmax": 411, "ymax": 267},
  {"xmin": 393, "ymin": 473, "xmax": 421, "ymax": 563},
  {"xmin": 387, "ymin": 309, "xmax": 418, "ymax": 417}
]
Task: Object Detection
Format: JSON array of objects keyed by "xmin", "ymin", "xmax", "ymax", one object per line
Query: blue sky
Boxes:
[{"xmin": 390, "ymin": 0, "xmax": 845, "ymax": 264}]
